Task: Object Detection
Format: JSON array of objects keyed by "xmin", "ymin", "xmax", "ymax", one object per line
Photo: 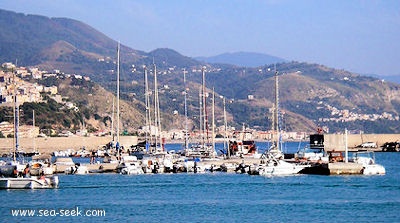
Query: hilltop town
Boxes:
[{"xmin": 0, "ymin": 62, "xmax": 85, "ymax": 138}]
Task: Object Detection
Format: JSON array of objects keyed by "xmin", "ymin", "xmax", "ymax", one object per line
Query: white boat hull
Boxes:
[
  {"xmin": 0, "ymin": 176, "xmax": 59, "ymax": 189},
  {"xmin": 362, "ymin": 164, "xmax": 386, "ymax": 175},
  {"xmin": 64, "ymin": 166, "xmax": 89, "ymax": 175},
  {"xmin": 257, "ymin": 160, "xmax": 309, "ymax": 176},
  {"xmin": 352, "ymin": 151, "xmax": 386, "ymax": 175},
  {"xmin": 121, "ymin": 164, "xmax": 144, "ymax": 175}
]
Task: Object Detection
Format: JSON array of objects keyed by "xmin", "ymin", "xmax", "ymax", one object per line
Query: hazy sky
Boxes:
[{"xmin": 1, "ymin": 0, "xmax": 399, "ymax": 75}]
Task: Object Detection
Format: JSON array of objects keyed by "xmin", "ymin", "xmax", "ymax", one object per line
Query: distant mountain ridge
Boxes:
[
  {"xmin": 2, "ymin": 8, "xmax": 400, "ymax": 133},
  {"xmin": 195, "ymin": 52, "xmax": 286, "ymax": 67},
  {"xmin": 364, "ymin": 73, "xmax": 400, "ymax": 84},
  {"xmin": 0, "ymin": 9, "xmax": 199, "ymax": 77}
]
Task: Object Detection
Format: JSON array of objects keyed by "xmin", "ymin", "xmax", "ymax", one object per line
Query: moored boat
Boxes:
[
  {"xmin": 253, "ymin": 67, "xmax": 310, "ymax": 176},
  {"xmin": 116, "ymin": 155, "xmax": 144, "ymax": 175},
  {"xmin": 0, "ymin": 175, "xmax": 59, "ymax": 189},
  {"xmin": 256, "ymin": 147, "xmax": 310, "ymax": 176},
  {"xmin": 351, "ymin": 151, "xmax": 385, "ymax": 175}
]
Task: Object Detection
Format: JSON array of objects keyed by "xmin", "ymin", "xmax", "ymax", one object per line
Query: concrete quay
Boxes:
[
  {"xmin": 54, "ymin": 163, "xmax": 119, "ymax": 174},
  {"xmin": 1, "ymin": 134, "xmax": 400, "ymax": 156},
  {"xmin": 0, "ymin": 136, "xmax": 138, "ymax": 156},
  {"xmin": 324, "ymin": 133, "xmax": 400, "ymax": 152}
]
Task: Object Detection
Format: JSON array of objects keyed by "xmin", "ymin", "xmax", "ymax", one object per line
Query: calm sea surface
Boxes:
[{"xmin": 1, "ymin": 142, "xmax": 400, "ymax": 222}]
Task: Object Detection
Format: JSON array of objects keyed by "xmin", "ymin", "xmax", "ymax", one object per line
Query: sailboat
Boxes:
[
  {"xmin": 0, "ymin": 67, "xmax": 29, "ymax": 176},
  {"xmin": 255, "ymin": 67, "xmax": 309, "ymax": 176},
  {"xmin": 184, "ymin": 67, "xmax": 216, "ymax": 159},
  {"xmin": 129, "ymin": 65, "xmax": 152, "ymax": 159},
  {"xmin": 138, "ymin": 62, "xmax": 166, "ymax": 155}
]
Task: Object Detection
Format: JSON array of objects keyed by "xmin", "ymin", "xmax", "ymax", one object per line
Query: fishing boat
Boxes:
[
  {"xmin": 295, "ymin": 133, "xmax": 329, "ymax": 162},
  {"xmin": 228, "ymin": 124, "xmax": 259, "ymax": 158},
  {"xmin": 300, "ymin": 129, "xmax": 386, "ymax": 175}
]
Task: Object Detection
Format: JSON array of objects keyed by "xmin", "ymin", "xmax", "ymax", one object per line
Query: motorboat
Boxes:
[
  {"xmin": 256, "ymin": 149, "xmax": 310, "ymax": 176},
  {"xmin": 119, "ymin": 162, "xmax": 144, "ymax": 175},
  {"xmin": 220, "ymin": 161, "xmax": 240, "ymax": 173},
  {"xmin": 30, "ymin": 155, "xmax": 55, "ymax": 175},
  {"xmin": 0, "ymin": 175, "xmax": 59, "ymax": 189},
  {"xmin": 117, "ymin": 155, "xmax": 144, "ymax": 175},
  {"xmin": 351, "ymin": 151, "xmax": 385, "ymax": 175},
  {"xmin": 64, "ymin": 163, "xmax": 89, "ymax": 175}
]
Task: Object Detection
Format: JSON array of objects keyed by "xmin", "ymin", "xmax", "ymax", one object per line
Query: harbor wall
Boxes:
[
  {"xmin": 1, "ymin": 134, "xmax": 399, "ymax": 155},
  {"xmin": 0, "ymin": 136, "xmax": 138, "ymax": 155},
  {"xmin": 324, "ymin": 134, "xmax": 400, "ymax": 151}
]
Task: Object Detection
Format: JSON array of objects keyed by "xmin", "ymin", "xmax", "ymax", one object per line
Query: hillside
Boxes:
[
  {"xmin": 195, "ymin": 52, "xmax": 286, "ymax": 67},
  {"xmin": 2, "ymin": 8, "xmax": 400, "ymax": 134}
]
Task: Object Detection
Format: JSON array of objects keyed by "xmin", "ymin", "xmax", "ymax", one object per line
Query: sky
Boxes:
[{"xmin": 1, "ymin": 0, "xmax": 399, "ymax": 76}]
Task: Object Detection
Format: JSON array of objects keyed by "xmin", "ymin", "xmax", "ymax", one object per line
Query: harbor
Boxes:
[
  {"xmin": 1, "ymin": 151, "xmax": 399, "ymax": 222},
  {"xmin": 0, "ymin": 1, "xmax": 399, "ymax": 222},
  {"xmin": 0, "ymin": 134, "xmax": 389, "ymax": 181}
]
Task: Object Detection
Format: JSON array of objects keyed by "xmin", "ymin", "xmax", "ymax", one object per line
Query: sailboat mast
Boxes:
[
  {"xmin": 212, "ymin": 88, "xmax": 215, "ymax": 156},
  {"xmin": 13, "ymin": 68, "xmax": 18, "ymax": 161},
  {"xmin": 33, "ymin": 110, "xmax": 36, "ymax": 153},
  {"xmin": 199, "ymin": 87, "xmax": 203, "ymax": 146},
  {"xmin": 223, "ymin": 96, "xmax": 229, "ymax": 158},
  {"xmin": 201, "ymin": 67, "xmax": 209, "ymax": 146},
  {"xmin": 111, "ymin": 98, "xmax": 115, "ymax": 141},
  {"xmin": 274, "ymin": 67, "xmax": 280, "ymax": 151},
  {"xmin": 143, "ymin": 66, "xmax": 150, "ymax": 148},
  {"xmin": 116, "ymin": 42, "xmax": 120, "ymax": 144},
  {"xmin": 183, "ymin": 68, "xmax": 188, "ymax": 150},
  {"xmin": 153, "ymin": 63, "xmax": 162, "ymax": 151}
]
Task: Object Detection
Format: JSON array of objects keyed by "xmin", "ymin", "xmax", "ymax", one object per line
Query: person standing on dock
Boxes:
[
  {"xmin": 90, "ymin": 150, "xmax": 96, "ymax": 164},
  {"xmin": 116, "ymin": 142, "xmax": 121, "ymax": 160}
]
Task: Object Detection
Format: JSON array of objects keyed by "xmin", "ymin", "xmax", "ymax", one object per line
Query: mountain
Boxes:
[
  {"xmin": 195, "ymin": 52, "xmax": 286, "ymax": 67},
  {"xmin": 0, "ymin": 9, "xmax": 201, "ymax": 81},
  {"xmin": 0, "ymin": 9, "xmax": 126, "ymax": 65},
  {"xmin": 2, "ymin": 8, "xmax": 400, "ymax": 134}
]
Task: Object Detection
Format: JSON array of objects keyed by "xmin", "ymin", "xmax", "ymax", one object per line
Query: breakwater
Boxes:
[
  {"xmin": 0, "ymin": 136, "xmax": 138, "ymax": 155},
  {"xmin": 1, "ymin": 134, "xmax": 399, "ymax": 156}
]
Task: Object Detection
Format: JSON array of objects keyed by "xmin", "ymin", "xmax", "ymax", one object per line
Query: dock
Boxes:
[
  {"xmin": 300, "ymin": 162, "xmax": 364, "ymax": 175},
  {"xmin": 54, "ymin": 163, "xmax": 119, "ymax": 174}
]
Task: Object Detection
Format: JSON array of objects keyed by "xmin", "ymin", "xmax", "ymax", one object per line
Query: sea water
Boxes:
[{"xmin": 1, "ymin": 142, "xmax": 400, "ymax": 222}]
